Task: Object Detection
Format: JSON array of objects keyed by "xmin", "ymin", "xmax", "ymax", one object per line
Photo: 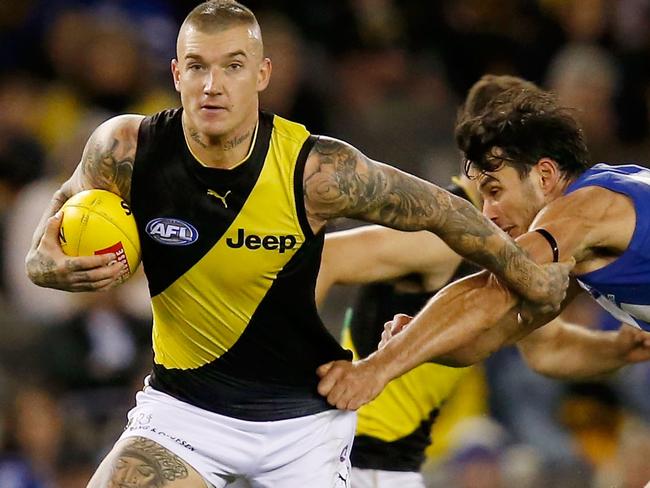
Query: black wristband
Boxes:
[{"xmin": 534, "ymin": 228, "xmax": 559, "ymax": 263}]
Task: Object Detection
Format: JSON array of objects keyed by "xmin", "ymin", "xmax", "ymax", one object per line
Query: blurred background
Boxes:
[{"xmin": 1, "ymin": 0, "xmax": 650, "ymax": 487}]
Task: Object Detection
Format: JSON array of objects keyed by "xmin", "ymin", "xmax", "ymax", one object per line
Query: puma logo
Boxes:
[
  {"xmin": 207, "ymin": 189, "xmax": 231, "ymax": 208},
  {"xmin": 336, "ymin": 473, "xmax": 349, "ymax": 487}
]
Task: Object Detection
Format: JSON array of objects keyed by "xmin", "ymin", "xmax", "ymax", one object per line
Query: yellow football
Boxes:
[{"xmin": 60, "ymin": 189, "xmax": 141, "ymax": 283}]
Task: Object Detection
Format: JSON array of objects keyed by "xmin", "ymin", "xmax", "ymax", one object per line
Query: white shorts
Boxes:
[
  {"xmin": 119, "ymin": 381, "xmax": 356, "ymax": 488},
  {"xmin": 351, "ymin": 468, "xmax": 425, "ymax": 488}
]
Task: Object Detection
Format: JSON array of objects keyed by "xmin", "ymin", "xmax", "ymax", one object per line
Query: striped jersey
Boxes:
[{"xmin": 131, "ymin": 108, "xmax": 351, "ymax": 421}]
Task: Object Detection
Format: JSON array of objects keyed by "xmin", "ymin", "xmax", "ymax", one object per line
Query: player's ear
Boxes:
[
  {"xmin": 257, "ymin": 57, "xmax": 271, "ymax": 92},
  {"xmin": 171, "ymin": 59, "xmax": 181, "ymax": 93},
  {"xmin": 536, "ymin": 158, "xmax": 561, "ymax": 195}
]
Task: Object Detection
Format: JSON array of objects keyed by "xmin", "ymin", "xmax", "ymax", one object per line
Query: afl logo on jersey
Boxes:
[{"xmin": 146, "ymin": 218, "xmax": 199, "ymax": 246}]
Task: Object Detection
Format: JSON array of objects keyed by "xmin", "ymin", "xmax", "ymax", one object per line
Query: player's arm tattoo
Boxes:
[
  {"xmin": 304, "ymin": 137, "xmax": 567, "ymax": 304},
  {"xmin": 304, "ymin": 137, "xmax": 443, "ymax": 228},
  {"xmin": 109, "ymin": 437, "xmax": 189, "ymax": 487},
  {"xmin": 80, "ymin": 117, "xmax": 140, "ymax": 202}
]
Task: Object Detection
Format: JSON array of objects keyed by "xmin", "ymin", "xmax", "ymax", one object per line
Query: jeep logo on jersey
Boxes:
[
  {"xmin": 146, "ymin": 218, "xmax": 199, "ymax": 246},
  {"xmin": 226, "ymin": 228, "xmax": 297, "ymax": 253}
]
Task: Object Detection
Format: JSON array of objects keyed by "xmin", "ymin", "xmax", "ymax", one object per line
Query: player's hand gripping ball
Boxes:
[{"xmin": 59, "ymin": 190, "xmax": 141, "ymax": 283}]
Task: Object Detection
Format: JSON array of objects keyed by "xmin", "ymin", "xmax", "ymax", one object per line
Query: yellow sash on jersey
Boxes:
[{"xmin": 152, "ymin": 116, "xmax": 310, "ymax": 369}]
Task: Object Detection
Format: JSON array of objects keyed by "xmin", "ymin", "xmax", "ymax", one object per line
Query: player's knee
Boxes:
[{"xmin": 86, "ymin": 436, "xmax": 207, "ymax": 488}]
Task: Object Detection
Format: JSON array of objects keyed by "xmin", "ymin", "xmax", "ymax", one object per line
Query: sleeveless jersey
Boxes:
[
  {"xmin": 131, "ymin": 108, "xmax": 351, "ymax": 421},
  {"xmin": 345, "ymin": 181, "xmax": 479, "ymax": 472},
  {"xmin": 565, "ymin": 163, "xmax": 650, "ymax": 330}
]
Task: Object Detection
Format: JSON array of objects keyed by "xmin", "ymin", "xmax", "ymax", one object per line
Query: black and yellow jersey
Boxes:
[
  {"xmin": 131, "ymin": 109, "xmax": 351, "ymax": 421},
  {"xmin": 346, "ymin": 181, "xmax": 479, "ymax": 472}
]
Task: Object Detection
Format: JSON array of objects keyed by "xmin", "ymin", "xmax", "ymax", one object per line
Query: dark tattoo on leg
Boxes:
[{"xmin": 110, "ymin": 438, "xmax": 189, "ymax": 487}]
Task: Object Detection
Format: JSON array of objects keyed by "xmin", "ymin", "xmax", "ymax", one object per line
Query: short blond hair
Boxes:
[{"xmin": 183, "ymin": 1, "xmax": 258, "ymax": 33}]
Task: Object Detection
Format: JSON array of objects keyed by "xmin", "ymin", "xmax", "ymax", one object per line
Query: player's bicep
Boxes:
[
  {"xmin": 303, "ymin": 136, "xmax": 449, "ymax": 233},
  {"xmin": 71, "ymin": 114, "xmax": 143, "ymax": 202}
]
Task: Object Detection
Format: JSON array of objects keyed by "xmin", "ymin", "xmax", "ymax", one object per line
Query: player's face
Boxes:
[
  {"xmin": 172, "ymin": 24, "xmax": 271, "ymax": 139},
  {"xmin": 477, "ymin": 164, "xmax": 546, "ymax": 238}
]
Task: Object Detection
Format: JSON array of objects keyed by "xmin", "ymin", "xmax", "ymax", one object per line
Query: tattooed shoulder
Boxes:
[{"xmin": 80, "ymin": 114, "xmax": 143, "ymax": 202}]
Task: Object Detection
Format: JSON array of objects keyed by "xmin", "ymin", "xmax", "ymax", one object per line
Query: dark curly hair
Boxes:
[
  {"xmin": 460, "ymin": 74, "xmax": 540, "ymax": 119},
  {"xmin": 456, "ymin": 85, "xmax": 591, "ymax": 179}
]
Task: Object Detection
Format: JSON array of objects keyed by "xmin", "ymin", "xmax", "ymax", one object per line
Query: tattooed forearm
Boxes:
[
  {"xmin": 416, "ymin": 191, "xmax": 567, "ymax": 304},
  {"xmin": 437, "ymin": 197, "xmax": 520, "ymax": 270},
  {"xmin": 435, "ymin": 200, "xmax": 567, "ymax": 303},
  {"xmin": 81, "ymin": 118, "xmax": 139, "ymax": 202},
  {"xmin": 109, "ymin": 437, "xmax": 188, "ymax": 487}
]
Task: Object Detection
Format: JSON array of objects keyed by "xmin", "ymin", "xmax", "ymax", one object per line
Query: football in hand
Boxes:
[{"xmin": 59, "ymin": 189, "xmax": 141, "ymax": 282}]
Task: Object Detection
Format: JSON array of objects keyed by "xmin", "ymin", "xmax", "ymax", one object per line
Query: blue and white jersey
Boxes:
[{"xmin": 565, "ymin": 163, "xmax": 650, "ymax": 331}]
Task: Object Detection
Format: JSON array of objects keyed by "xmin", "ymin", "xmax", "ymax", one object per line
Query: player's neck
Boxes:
[
  {"xmin": 546, "ymin": 176, "xmax": 574, "ymax": 204},
  {"xmin": 182, "ymin": 113, "xmax": 258, "ymax": 170}
]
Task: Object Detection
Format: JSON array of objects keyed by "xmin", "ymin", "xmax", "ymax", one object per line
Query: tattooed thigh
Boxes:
[{"xmin": 87, "ymin": 436, "xmax": 208, "ymax": 488}]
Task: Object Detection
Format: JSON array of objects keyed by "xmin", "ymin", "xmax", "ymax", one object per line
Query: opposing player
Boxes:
[
  {"xmin": 318, "ymin": 79, "xmax": 650, "ymax": 412},
  {"xmin": 25, "ymin": 3, "xmax": 570, "ymax": 487},
  {"xmin": 316, "ymin": 75, "xmax": 650, "ymax": 488}
]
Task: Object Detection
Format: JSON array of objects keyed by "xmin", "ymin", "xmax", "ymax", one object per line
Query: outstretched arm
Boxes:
[
  {"xmin": 381, "ymin": 308, "xmax": 650, "ymax": 379},
  {"xmin": 519, "ymin": 317, "xmax": 650, "ymax": 379},
  {"xmin": 304, "ymin": 137, "xmax": 568, "ymax": 308},
  {"xmin": 25, "ymin": 114, "xmax": 143, "ymax": 292},
  {"xmin": 316, "ymin": 226, "xmax": 462, "ymax": 307}
]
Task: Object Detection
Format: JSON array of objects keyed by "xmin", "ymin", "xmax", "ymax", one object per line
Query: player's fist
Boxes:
[
  {"xmin": 616, "ymin": 325, "xmax": 650, "ymax": 363},
  {"xmin": 379, "ymin": 314, "xmax": 413, "ymax": 349}
]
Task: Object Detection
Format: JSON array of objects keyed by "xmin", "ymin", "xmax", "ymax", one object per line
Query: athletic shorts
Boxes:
[
  {"xmin": 351, "ymin": 468, "xmax": 425, "ymax": 488},
  {"xmin": 119, "ymin": 378, "xmax": 356, "ymax": 488}
]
